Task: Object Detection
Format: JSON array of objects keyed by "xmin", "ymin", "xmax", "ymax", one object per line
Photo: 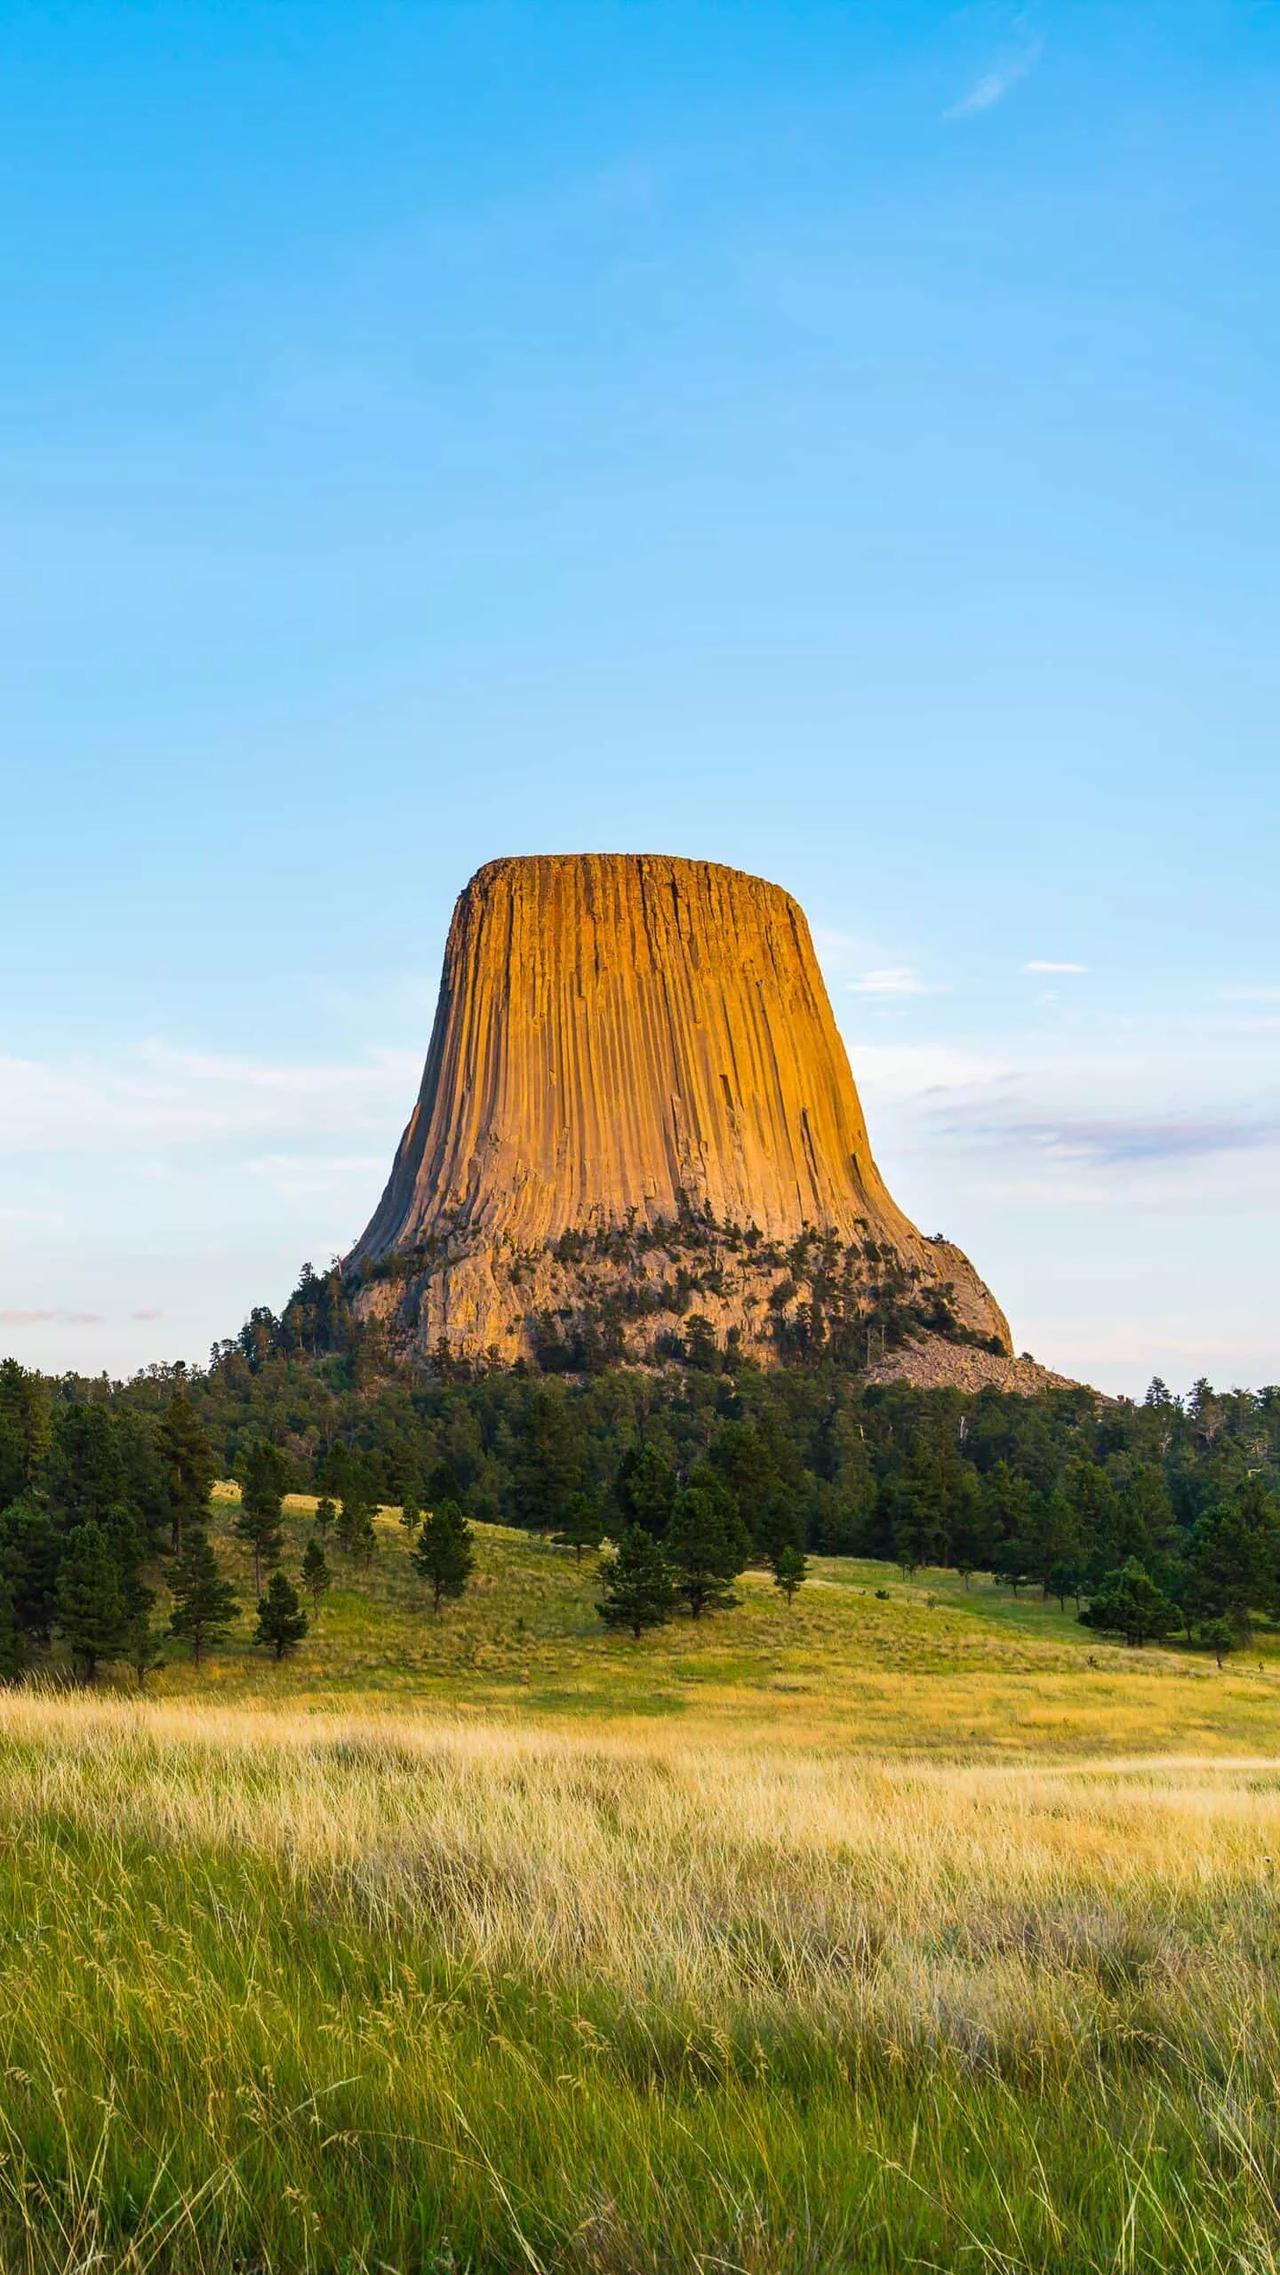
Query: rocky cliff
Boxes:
[{"xmin": 346, "ymin": 854, "xmax": 1014, "ymax": 1374}]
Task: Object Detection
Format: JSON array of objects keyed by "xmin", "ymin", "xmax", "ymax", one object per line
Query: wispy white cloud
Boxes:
[
  {"xmin": 0, "ymin": 1043, "xmax": 418, "ymax": 1155},
  {"xmin": 847, "ymin": 966, "xmax": 930, "ymax": 997},
  {"xmin": 849, "ymin": 1042, "xmax": 1011, "ymax": 1099},
  {"xmin": 1023, "ymin": 959, "xmax": 1087, "ymax": 975},
  {"xmin": 938, "ymin": 1109, "xmax": 1280, "ymax": 1170},
  {"xmin": 947, "ymin": 27, "xmax": 1044, "ymax": 118},
  {"xmin": 0, "ymin": 1307, "xmax": 104, "ymax": 1327},
  {"xmin": 1220, "ymin": 985, "xmax": 1280, "ymax": 1004}
]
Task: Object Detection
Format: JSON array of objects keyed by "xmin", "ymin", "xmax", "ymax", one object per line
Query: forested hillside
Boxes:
[{"xmin": 1, "ymin": 1291, "xmax": 1277, "ymax": 1681}]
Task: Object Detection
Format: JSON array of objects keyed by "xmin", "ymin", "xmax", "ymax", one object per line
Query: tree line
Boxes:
[{"xmin": 2, "ymin": 1341, "xmax": 1279, "ymax": 1676}]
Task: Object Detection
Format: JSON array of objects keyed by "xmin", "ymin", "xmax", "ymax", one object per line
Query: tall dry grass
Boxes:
[{"xmin": 0, "ymin": 1692, "xmax": 1279, "ymax": 2267}]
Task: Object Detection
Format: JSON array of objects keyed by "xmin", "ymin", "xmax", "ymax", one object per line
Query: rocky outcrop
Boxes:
[{"xmin": 347, "ymin": 854, "xmax": 1013, "ymax": 1371}]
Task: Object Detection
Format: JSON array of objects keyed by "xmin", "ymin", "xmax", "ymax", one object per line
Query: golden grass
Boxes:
[
  {"xmin": 8, "ymin": 1498, "xmax": 1280, "ymax": 2266},
  {"xmin": 2, "ymin": 1691, "xmax": 1280, "ymax": 2266}
]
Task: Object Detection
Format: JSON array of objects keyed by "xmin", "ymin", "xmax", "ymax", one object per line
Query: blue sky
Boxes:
[{"xmin": 3, "ymin": 0, "xmax": 1277, "ymax": 1395}]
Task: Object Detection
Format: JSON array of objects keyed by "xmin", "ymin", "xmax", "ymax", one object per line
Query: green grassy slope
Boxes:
[{"xmin": 140, "ymin": 1488, "xmax": 1280, "ymax": 1759}]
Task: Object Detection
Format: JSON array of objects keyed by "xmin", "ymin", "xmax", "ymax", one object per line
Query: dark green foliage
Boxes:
[
  {"xmin": 666, "ymin": 1483, "xmax": 751, "ymax": 1619},
  {"xmin": 398, "ymin": 1489, "xmax": 421, "ymax": 1533},
  {"xmin": 254, "ymin": 1570, "xmax": 308, "ymax": 1660},
  {"xmin": 683, "ymin": 1314, "xmax": 719, "ymax": 1371},
  {"xmin": 772, "ymin": 1542, "xmax": 808, "ymax": 1607},
  {"xmin": 313, "ymin": 1495, "xmax": 337, "ymax": 1535},
  {"xmin": 411, "ymin": 1500, "xmax": 474, "ymax": 1612},
  {"xmin": 1186, "ymin": 1477, "xmax": 1280, "ymax": 1631},
  {"xmin": 1201, "ymin": 1616, "xmax": 1235, "ymax": 1668},
  {"xmin": 514, "ymin": 1389, "xmax": 586, "ymax": 1534},
  {"xmin": 555, "ymin": 1490, "xmax": 604, "ymax": 1561},
  {"xmin": 0, "ymin": 1500, "xmax": 61, "ymax": 1645},
  {"xmin": 597, "ymin": 1526, "xmax": 676, "ymax": 1637},
  {"xmin": 1080, "ymin": 1559, "xmax": 1178, "ymax": 1647},
  {"xmin": 168, "ymin": 1530, "xmax": 239, "ymax": 1665},
  {"xmin": 612, "ymin": 1443, "xmax": 677, "ymax": 1538},
  {"xmin": 55, "ymin": 1521, "xmax": 130, "ymax": 1682},
  {"xmin": 336, "ymin": 1490, "xmax": 377, "ymax": 1563},
  {"xmin": 0, "ymin": 1582, "xmax": 22, "ymax": 1683},
  {"xmin": 1047, "ymin": 1557, "xmax": 1083, "ymax": 1610},
  {"xmin": 6, "ymin": 1328, "xmax": 1280, "ymax": 1657},
  {"xmin": 123, "ymin": 1586, "xmax": 165, "ymax": 1690},
  {"xmin": 0, "ymin": 1359, "xmax": 52, "ymax": 1507},
  {"xmin": 159, "ymin": 1394, "xmax": 216, "ymax": 1551},
  {"xmin": 300, "ymin": 1537, "xmax": 332, "ymax": 1607},
  {"xmin": 235, "ymin": 1442, "xmax": 287, "ymax": 1592}
]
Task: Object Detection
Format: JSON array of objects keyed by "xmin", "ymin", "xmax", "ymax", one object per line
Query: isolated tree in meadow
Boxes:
[
  {"xmin": 336, "ymin": 1489, "xmax": 377, "ymax": 1564},
  {"xmin": 168, "ymin": 1529, "xmax": 239, "ymax": 1667},
  {"xmin": 665, "ymin": 1484, "xmax": 750, "ymax": 1620},
  {"xmin": 312, "ymin": 1495, "xmax": 337, "ymax": 1537},
  {"xmin": 596, "ymin": 1525, "xmax": 676, "ymax": 1639},
  {"xmin": 1201, "ymin": 1616, "xmax": 1235, "ymax": 1670},
  {"xmin": 159, "ymin": 1394, "xmax": 216, "ymax": 1553},
  {"xmin": 235, "ymin": 1442, "xmax": 286, "ymax": 1593},
  {"xmin": 398, "ymin": 1488, "xmax": 422, "ymax": 1535},
  {"xmin": 254, "ymin": 1570, "xmax": 308, "ymax": 1661},
  {"xmin": 1079, "ymin": 1558, "xmax": 1177, "ymax": 1649},
  {"xmin": 556, "ymin": 1490, "xmax": 604, "ymax": 1562},
  {"xmin": 300, "ymin": 1537, "xmax": 332, "ymax": 1610},
  {"xmin": 55, "ymin": 1521, "xmax": 129, "ymax": 1683},
  {"xmin": 411, "ymin": 1500, "xmax": 474, "ymax": 1613},
  {"xmin": 771, "ymin": 1542, "xmax": 808, "ymax": 1609}
]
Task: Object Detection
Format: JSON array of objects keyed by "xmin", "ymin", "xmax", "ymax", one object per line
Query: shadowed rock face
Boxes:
[{"xmin": 348, "ymin": 854, "xmax": 1012, "ymax": 1368}]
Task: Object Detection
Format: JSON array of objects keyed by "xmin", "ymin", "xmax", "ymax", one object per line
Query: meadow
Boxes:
[{"xmin": 4, "ymin": 1498, "xmax": 1280, "ymax": 2270}]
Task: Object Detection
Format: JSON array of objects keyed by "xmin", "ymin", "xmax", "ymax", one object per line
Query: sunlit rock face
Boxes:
[{"xmin": 347, "ymin": 854, "xmax": 1012, "ymax": 1371}]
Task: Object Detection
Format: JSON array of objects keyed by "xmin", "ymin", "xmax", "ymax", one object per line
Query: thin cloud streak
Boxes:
[
  {"xmin": 946, "ymin": 33, "xmax": 1044, "ymax": 118},
  {"xmin": 848, "ymin": 966, "xmax": 930, "ymax": 997}
]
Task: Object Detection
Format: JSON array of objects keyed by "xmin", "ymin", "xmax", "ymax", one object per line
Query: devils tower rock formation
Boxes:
[{"xmin": 347, "ymin": 854, "xmax": 1014, "ymax": 1375}]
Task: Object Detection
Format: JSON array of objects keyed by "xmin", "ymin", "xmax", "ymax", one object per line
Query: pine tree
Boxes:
[
  {"xmin": 398, "ymin": 1489, "xmax": 421, "ymax": 1535},
  {"xmin": 336, "ymin": 1490, "xmax": 376, "ymax": 1563},
  {"xmin": 313, "ymin": 1495, "xmax": 337, "ymax": 1536},
  {"xmin": 612, "ymin": 1443, "xmax": 677, "ymax": 1538},
  {"xmin": 0, "ymin": 1581, "xmax": 22, "ymax": 1685},
  {"xmin": 235, "ymin": 1442, "xmax": 286, "ymax": 1594},
  {"xmin": 159, "ymin": 1394, "xmax": 216, "ymax": 1553},
  {"xmin": 1201, "ymin": 1615, "xmax": 1235, "ymax": 1669},
  {"xmin": 300, "ymin": 1537, "xmax": 331, "ymax": 1610},
  {"xmin": 555, "ymin": 1490, "xmax": 604, "ymax": 1562},
  {"xmin": 123, "ymin": 1585, "xmax": 165, "ymax": 1691},
  {"xmin": 1079, "ymin": 1558, "xmax": 1176, "ymax": 1648},
  {"xmin": 168, "ymin": 1529, "xmax": 239, "ymax": 1666},
  {"xmin": 410, "ymin": 1500, "xmax": 474, "ymax": 1612},
  {"xmin": 55, "ymin": 1521, "xmax": 130, "ymax": 1682},
  {"xmin": 665, "ymin": 1484, "xmax": 750, "ymax": 1619},
  {"xmin": 514, "ymin": 1390, "xmax": 585, "ymax": 1535},
  {"xmin": 254, "ymin": 1570, "xmax": 308, "ymax": 1660},
  {"xmin": 771, "ymin": 1542, "xmax": 808, "ymax": 1609},
  {"xmin": 0, "ymin": 1499, "xmax": 61, "ymax": 1646},
  {"xmin": 596, "ymin": 1526, "xmax": 675, "ymax": 1638}
]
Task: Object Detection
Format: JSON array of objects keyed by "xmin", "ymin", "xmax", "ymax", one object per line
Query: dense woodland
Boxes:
[{"xmin": 1, "ymin": 1262, "xmax": 1278, "ymax": 1678}]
